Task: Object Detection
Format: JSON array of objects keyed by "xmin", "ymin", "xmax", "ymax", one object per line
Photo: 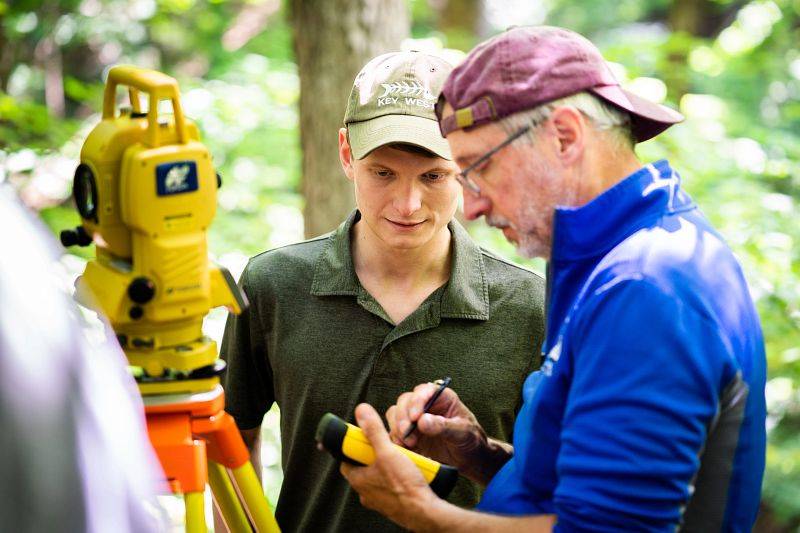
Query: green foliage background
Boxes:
[{"xmin": 2, "ymin": 0, "xmax": 798, "ymax": 529}]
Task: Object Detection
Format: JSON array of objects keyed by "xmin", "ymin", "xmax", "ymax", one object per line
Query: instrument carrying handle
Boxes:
[{"xmin": 102, "ymin": 65, "xmax": 189, "ymax": 146}]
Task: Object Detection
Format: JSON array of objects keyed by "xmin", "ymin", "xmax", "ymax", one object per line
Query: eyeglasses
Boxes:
[{"xmin": 455, "ymin": 124, "xmax": 532, "ymax": 195}]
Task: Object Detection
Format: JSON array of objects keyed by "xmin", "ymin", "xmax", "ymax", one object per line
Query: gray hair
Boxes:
[{"xmin": 499, "ymin": 91, "xmax": 635, "ymax": 150}]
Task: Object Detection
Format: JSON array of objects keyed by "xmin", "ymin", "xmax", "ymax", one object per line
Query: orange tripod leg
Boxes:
[
  {"xmin": 144, "ymin": 386, "xmax": 279, "ymax": 532},
  {"xmin": 193, "ymin": 395, "xmax": 280, "ymax": 532},
  {"xmin": 145, "ymin": 409, "xmax": 209, "ymax": 532}
]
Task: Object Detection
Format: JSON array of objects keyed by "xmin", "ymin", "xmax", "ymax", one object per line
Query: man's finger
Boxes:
[
  {"xmin": 390, "ymin": 393, "xmax": 417, "ymax": 443},
  {"xmin": 386, "ymin": 405, "xmax": 404, "ymax": 445},
  {"xmin": 355, "ymin": 403, "xmax": 393, "ymax": 454},
  {"xmin": 340, "ymin": 461, "xmax": 370, "ymax": 495},
  {"xmin": 417, "ymin": 412, "xmax": 465, "ymax": 440},
  {"xmin": 341, "ymin": 460, "xmax": 372, "ymax": 482},
  {"xmin": 340, "ymin": 462, "xmax": 351, "ymax": 479},
  {"xmin": 409, "ymin": 382, "xmax": 439, "ymax": 418}
]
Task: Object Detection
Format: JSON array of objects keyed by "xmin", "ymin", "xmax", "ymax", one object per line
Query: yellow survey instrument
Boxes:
[
  {"xmin": 61, "ymin": 65, "xmax": 278, "ymax": 532},
  {"xmin": 60, "ymin": 65, "xmax": 245, "ymax": 393}
]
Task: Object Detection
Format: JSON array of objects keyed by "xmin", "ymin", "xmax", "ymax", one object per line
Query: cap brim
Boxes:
[
  {"xmin": 590, "ymin": 85, "xmax": 684, "ymax": 143},
  {"xmin": 347, "ymin": 114, "xmax": 452, "ymax": 160}
]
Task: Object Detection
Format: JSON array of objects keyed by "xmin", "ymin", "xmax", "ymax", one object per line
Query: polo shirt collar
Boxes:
[
  {"xmin": 441, "ymin": 219, "xmax": 489, "ymax": 320},
  {"xmin": 310, "ymin": 210, "xmax": 361, "ymax": 296},
  {"xmin": 310, "ymin": 210, "xmax": 489, "ymax": 321},
  {"xmin": 551, "ymin": 159, "xmax": 695, "ymax": 261}
]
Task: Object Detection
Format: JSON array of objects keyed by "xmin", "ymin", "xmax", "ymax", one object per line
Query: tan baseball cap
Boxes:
[{"xmin": 344, "ymin": 51, "xmax": 453, "ymax": 160}]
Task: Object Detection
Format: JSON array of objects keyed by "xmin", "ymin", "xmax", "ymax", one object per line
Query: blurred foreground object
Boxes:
[{"xmin": 0, "ymin": 184, "xmax": 165, "ymax": 532}]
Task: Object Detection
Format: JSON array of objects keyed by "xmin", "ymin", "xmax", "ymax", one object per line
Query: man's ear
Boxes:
[
  {"xmin": 549, "ymin": 106, "xmax": 585, "ymax": 165},
  {"xmin": 339, "ymin": 128, "xmax": 355, "ymax": 181}
]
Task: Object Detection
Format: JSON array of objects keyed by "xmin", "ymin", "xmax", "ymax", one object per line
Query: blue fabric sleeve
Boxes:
[{"xmin": 553, "ymin": 277, "xmax": 733, "ymax": 531}]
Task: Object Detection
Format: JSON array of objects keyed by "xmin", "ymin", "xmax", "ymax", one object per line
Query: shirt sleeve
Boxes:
[
  {"xmin": 220, "ymin": 262, "xmax": 275, "ymax": 430},
  {"xmin": 553, "ymin": 277, "xmax": 732, "ymax": 531}
]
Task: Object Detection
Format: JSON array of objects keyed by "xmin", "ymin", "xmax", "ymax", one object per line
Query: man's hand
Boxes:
[
  {"xmin": 340, "ymin": 404, "xmax": 440, "ymax": 531},
  {"xmin": 386, "ymin": 383, "xmax": 512, "ymax": 485},
  {"xmin": 341, "ymin": 404, "xmax": 555, "ymax": 533}
]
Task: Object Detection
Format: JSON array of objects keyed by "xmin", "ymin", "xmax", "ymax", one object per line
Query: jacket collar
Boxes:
[{"xmin": 551, "ymin": 160, "xmax": 694, "ymax": 262}]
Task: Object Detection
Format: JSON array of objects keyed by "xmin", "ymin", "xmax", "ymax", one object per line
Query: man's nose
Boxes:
[
  {"xmin": 462, "ymin": 189, "xmax": 492, "ymax": 221},
  {"xmin": 394, "ymin": 181, "xmax": 423, "ymax": 216}
]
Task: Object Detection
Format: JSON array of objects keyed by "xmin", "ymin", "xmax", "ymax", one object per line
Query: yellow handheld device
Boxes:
[{"xmin": 316, "ymin": 413, "xmax": 459, "ymax": 498}]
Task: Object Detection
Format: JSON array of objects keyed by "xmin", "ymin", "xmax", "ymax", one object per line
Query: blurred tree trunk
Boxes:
[
  {"xmin": 290, "ymin": 0, "xmax": 409, "ymax": 238},
  {"xmin": 665, "ymin": 0, "xmax": 743, "ymax": 99},
  {"xmin": 0, "ymin": 25, "xmax": 15, "ymax": 92},
  {"xmin": 35, "ymin": 36, "xmax": 65, "ymax": 118},
  {"xmin": 434, "ymin": 0, "xmax": 485, "ymax": 50},
  {"xmin": 668, "ymin": 0, "xmax": 742, "ymax": 37}
]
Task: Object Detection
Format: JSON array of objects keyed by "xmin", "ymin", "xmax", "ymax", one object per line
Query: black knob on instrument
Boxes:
[
  {"xmin": 60, "ymin": 226, "xmax": 93, "ymax": 247},
  {"xmin": 128, "ymin": 277, "xmax": 156, "ymax": 304}
]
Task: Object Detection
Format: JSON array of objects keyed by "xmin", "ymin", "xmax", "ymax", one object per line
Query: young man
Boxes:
[
  {"xmin": 341, "ymin": 27, "xmax": 767, "ymax": 532},
  {"xmin": 220, "ymin": 51, "xmax": 547, "ymax": 532}
]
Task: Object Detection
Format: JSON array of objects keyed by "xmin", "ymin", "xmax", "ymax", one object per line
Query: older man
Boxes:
[{"xmin": 341, "ymin": 26, "xmax": 767, "ymax": 532}]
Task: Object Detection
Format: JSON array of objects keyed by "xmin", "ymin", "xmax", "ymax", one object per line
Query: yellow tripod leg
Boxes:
[
  {"xmin": 184, "ymin": 491, "xmax": 206, "ymax": 533},
  {"xmin": 230, "ymin": 462, "xmax": 281, "ymax": 533},
  {"xmin": 208, "ymin": 460, "xmax": 252, "ymax": 532}
]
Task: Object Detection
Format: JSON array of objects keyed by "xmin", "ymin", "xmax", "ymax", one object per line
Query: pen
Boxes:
[{"xmin": 402, "ymin": 377, "xmax": 452, "ymax": 441}]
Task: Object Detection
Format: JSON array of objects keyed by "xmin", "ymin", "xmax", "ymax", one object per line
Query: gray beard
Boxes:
[
  {"xmin": 487, "ymin": 211, "xmax": 549, "ymax": 259},
  {"xmin": 485, "ymin": 154, "xmax": 565, "ymax": 259}
]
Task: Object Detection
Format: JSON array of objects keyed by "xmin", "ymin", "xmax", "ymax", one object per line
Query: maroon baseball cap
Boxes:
[{"xmin": 436, "ymin": 26, "xmax": 683, "ymax": 142}]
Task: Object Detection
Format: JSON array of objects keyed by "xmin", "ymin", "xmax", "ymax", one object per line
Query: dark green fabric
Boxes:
[{"xmin": 221, "ymin": 210, "xmax": 546, "ymax": 533}]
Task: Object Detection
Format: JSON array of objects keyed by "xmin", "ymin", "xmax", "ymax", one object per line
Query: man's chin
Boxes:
[
  {"xmin": 513, "ymin": 236, "xmax": 548, "ymax": 259},
  {"xmin": 380, "ymin": 232, "xmax": 432, "ymax": 251},
  {"xmin": 514, "ymin": 245, "xmax": 538, "ymax": 259},
  {"xmin": 500, "ymin": 226, "xmax": 517, "ymax": 243},
  {"xmin": 498, "ymin": 227, "xmax": 541, "ymax": 258}
]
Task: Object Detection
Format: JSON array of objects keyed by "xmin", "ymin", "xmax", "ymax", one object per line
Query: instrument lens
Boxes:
[{"xmin": 74, "ymin": 163, "xmax": 98, "ymax": 221}]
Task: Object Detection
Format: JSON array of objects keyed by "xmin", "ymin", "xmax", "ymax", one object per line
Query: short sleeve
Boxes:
[
  {"xmin": 220, "ymin": 262, "xmax": 275, "ymax": 429},
  {"xmin": 553, "ymin": 277, "xmax": 731, "ymax": 531}
]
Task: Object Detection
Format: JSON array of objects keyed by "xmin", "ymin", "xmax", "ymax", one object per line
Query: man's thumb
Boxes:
[
  {"xmin": 355, "ymin": 403, "xmax": 392, "ymax": 454},
  {"xmin": 418, "ymin": 413, "xmax": 461, "ymax": 439}
]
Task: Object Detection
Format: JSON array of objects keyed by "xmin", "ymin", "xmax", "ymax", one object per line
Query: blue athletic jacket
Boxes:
[{"xmin": 477, "ymin": 160, "xmax": 767, "ymax": 531}]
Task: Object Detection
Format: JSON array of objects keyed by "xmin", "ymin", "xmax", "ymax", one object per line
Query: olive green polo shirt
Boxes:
[{"xmin": 221, "ymin": 210, "xmax": 546, "ymax": 533}]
